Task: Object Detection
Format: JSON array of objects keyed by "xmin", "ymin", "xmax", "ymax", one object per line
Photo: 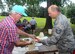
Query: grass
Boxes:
[
  {"xmin": 21, "ymin": 17, "xmax": 75, "ymax": 30},
  {"xmin": 0, "ymin": 16, "xmax": 5, "ymax": 21},
  {"xmin": 21, "ymin": 17, "xmax": 46, "ymax": 28},
  {"xmin": 0, "ymin": 16, "xmax": 75, "ymax": 34},
  {"xmin": 0, "ymin": 16, "xmax": 46, "ymax": 28}
]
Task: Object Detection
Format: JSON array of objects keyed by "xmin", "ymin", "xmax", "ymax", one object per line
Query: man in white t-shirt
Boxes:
[{"xmin": 30, "ymin": 17, "xmax": 37, "ymax": 34}]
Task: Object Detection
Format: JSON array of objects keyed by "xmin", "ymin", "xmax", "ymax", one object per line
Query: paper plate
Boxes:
[
  {"xmin": 37, "ymin": 36, "xmax": 48, "ymax": 40},
  {"xmin": 35, "ymin": 43, "xmax": 43, "ymax": 47}
]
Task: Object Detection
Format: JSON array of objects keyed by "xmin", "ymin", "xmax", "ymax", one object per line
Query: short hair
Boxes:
[
  {"xmin": 32, "ymin": 17, "xmax": 34, "ymax": 19},
  {"xmin": 9, "ymin": 11, "xmax": 17, "ymax": 15},
  {"xmin": 50, "ymin": 5, "xmax": 61, "ymax": 12}
]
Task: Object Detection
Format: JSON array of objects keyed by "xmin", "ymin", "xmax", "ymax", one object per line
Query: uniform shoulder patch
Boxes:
[{"xmin": 56, "ymin": 28, "xmax": 62, "ymax": 34}]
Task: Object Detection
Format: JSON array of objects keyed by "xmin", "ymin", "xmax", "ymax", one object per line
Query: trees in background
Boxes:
[
  {"xmin": 44, "ymin": 0, "xmax": 53, "ymax": 29},
  {"xmin": 3, "ymin": 0, "xmax": 68, "ymax": 17},
  {"xmin": 2, "ymin": 0, "xmax": 74, "ymax": 29},
  {"xmin": 0, "ymin": 0, "xmax": 6, "ymax": 13},
  {"xmin": 66, "ymin": 3, "xmax": 75, "ymax": 18},
  {"xmin": 44, "ymin": 0, "xmax": 69, "ymax": 30},
  {"xmin": 66, "ymin": 3, "xmax": 75, "ymax": 24}
]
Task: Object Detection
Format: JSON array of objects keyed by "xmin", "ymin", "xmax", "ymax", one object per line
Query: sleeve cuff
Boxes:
[{"xmin": 40, "ymin": 39, "xmax": 48, "ymax": 45}]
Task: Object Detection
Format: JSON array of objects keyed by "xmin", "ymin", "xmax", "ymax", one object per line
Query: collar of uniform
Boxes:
[
  {"xmin": 9, "ymin": 15, "xmax": 15, "ymax": 23},
  {"xmin": 56, "ymin": 13, "xmax": 62, "ymax": 21},
  {"xmin": 57, "ymin": 13, "xmax": 62, "ymax": 18},
  {"xmin": 54, "ymin": 13, "xmax": 62, "ymax": 25}
]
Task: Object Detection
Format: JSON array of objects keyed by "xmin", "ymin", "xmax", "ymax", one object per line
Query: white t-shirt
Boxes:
[{"xmin": 30, "ymin": 19, "xmax": 36, "ymax": 25}]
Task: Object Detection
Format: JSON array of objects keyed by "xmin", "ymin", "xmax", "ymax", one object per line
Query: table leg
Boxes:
[
  {"xmin": 40, "ymin": 52, "xmax": 44, "ymax": 54},
  {"xmin": 26, "ymin": 51, "xmax": 39, "ymax": 54},
  {"xmin": 54, "ymin": 52, "xmax": 56, "ymax": 54}
]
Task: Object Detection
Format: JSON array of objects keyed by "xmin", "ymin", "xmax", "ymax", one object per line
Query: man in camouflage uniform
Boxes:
[{"xmin": 36, "ymin": 5, "xmax": 75, "ymax": 54}]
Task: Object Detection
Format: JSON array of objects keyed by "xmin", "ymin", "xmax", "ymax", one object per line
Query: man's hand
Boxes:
[
  {"xmin": 33, "ymin": 37, "xmax": 41, "ymax": 43},
  {"xmin": 28, "ymin": 34, "xmax": 36, "ymax": 39},
  {"xmin": 15, "ymin": 40, "xmax": 32, "ymax": 47},
  {"xmin": 17, "ymin": 28, "xmax": 36, "ymax": 39},
  {"xmin": 25, "ymin": 41, "xmax": 32, "ymax": 45}
]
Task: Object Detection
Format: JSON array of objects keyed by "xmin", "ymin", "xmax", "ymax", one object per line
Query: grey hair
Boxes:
[
  {"xmin": 9, "ymin": 10, "xmax": 17, "ymax": 15},
  {"xmin": 51, "ymin": 6, "xmax": 61, "ymax": 12}
]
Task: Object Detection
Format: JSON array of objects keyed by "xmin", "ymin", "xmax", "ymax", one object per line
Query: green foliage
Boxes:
[
  {"xmin": 5, "ymin": 0, "xmax": 68, "ymax": 17},
  {"xmin": 70, "ymin": 18, "xmax": 75, "ymax": 24},
  {"xmin": 0, "ymin": 16, "xmax": 75, "ymax": 29},
  {"xmin": 65, "ymin": 3, "xmax": 75, "ymax": 24},
  {"xmin": 38, "ymin": 7, "xmax": 45, "ymax": 17},
  {"xmin": 67, "ymin": 3, "xmax": 75, "ymax": 18},
  {"xmin": 50, "ymin": 0, "xmax": 62, "ymax": 6},
  {"xmin": 6, "ymin": 0, "xmax": 26, "ymax": 5},
  {"xmin": 26, "ymin": 5, "xmax": 40, "ymax": 17}
]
